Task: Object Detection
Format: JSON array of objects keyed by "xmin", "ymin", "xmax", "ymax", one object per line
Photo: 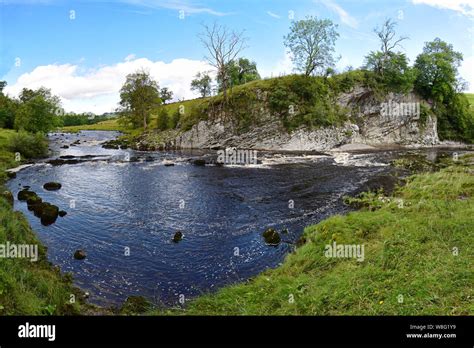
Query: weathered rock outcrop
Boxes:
[{"xmin": 170, "ymin": 87, "xmax": 438, "ymax": 151}]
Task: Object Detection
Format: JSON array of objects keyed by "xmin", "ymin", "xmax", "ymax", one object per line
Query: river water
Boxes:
[{"xmin": 6, "ymin": 131, "xmax": 463, "ymax": 307}]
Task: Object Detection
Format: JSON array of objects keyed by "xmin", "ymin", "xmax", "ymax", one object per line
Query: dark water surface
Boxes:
[{"xmin": 6, "ymin": 131, "xmax": 461, "ymax": 307}]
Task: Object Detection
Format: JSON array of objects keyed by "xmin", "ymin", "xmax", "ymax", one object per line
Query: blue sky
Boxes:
[{"xmin": 1, "ymin": 0, "xmax": 473, "ymax": 113}]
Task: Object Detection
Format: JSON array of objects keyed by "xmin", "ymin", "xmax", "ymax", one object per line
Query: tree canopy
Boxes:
[{"xmin": 284, "ymin": 16, "xmax": 339, "ymax": 76}]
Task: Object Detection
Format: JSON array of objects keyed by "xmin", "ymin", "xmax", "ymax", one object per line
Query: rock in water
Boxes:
[
  {"xmin": 58, "ymin": 210, "xmax": 67, "ymax": 217},
  {"xmin": 193, "ymin": 159, "xmax": 206, "ymax": 166},
  {"xmin": 262, "ymin": 228, "xmax": 281, "ymax": 246},
  {"xmin": 39, "ymin": 203, "xmax": 59, "ymax": 226},
  {"xmin": 17, "ymin": 189, "xmax": 36, "ymax": 201},
  {"xmin": 43, "ymin": 182, "xmax": 62, "ymax": 191},
  {"xmin": 74, "ymin": 250, "xmax": 86, "ymax": 260},
  {"xmin": 172, "ymin": 231, "xmax": 183, "ymax": 243}
]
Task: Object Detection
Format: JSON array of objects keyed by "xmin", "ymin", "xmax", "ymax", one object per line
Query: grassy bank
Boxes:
[
  {"xmin": 0, "ymin": 128, "xmax": 85, "ymax": 315},
  {"xmin": 154, "ymin": 155, "xmax": 473, "ymax": 315}
]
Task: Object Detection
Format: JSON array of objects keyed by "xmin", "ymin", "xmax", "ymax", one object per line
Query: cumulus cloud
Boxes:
[
  {"xmin": 4, "ymin": 57, "xmax": 213, "ymax": 114},
  {"xmin": 411, "ymin": 0, "xmax": 474, "ymax": 17}
]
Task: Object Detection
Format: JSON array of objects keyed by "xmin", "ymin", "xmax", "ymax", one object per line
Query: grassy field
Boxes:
[
  {"xmin": 465, "ymin": 93, "xmax": 474, "ymax": 109},
  {"xmin": 153, "ymin": 156, "xmax": 474, "ymax": 315}
]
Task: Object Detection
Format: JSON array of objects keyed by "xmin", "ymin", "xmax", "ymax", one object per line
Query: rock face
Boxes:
[{"xmin": 169, "ymin": 88, "xmax": 438, "ymax": 151}]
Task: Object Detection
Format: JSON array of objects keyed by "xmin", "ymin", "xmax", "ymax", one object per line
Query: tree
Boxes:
[
  {"xmin": 160, "ymin": 87, "xmax": 173, "ymax": 104},
  {"xmin": 0, "ymin": 81, "xmax": 18, "ymax": 129},
  {"xmin": 363, "ymin": 19, "xmax": 413, "ymax": 93},
  {"xmin": 373, "ymin": 19, "xmax": 408, "ymax": 76},
  {"xmin": 14, "ymin": 87, "xmax": 61, "ymax": 133},
  {"xmin": 414, "ymin": 38, "xmax": 471, "ymax": 141},
  {"xmin": 191, "ymin": 72, "xmax": 213, "ymax": 97},
  {"xmin": 223, "ymin": 58, "xmax": 260, "ymax": 89},
  {"xmin": 199, "ymin": 22, "xmax": 248, "ymax": 99},
  {"xmin": 118, "ymin": 70, "xmax": 161, "ymax": 129},
  {"xmin": 414, "ymin": 38, "xmax": 463, "ymax": 102},
  {"xmin": 284, "ymin": 16, "xmax": 339, "ymax": 76}
]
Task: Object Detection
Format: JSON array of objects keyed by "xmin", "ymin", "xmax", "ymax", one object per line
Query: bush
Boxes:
[{"xmin": 8, "ymin": 131, "xmax": 48, "ymax": 159}]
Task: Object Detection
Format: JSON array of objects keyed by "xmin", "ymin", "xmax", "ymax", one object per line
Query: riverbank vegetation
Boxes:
[{"xmin": 153, "ymin": 154, "xmax": 473, "ymax": 315}]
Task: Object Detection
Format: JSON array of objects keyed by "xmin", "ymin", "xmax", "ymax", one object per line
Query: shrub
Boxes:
[{"xmin": 8, "ymin": 131, "xmax": 48, "ymax": 159}]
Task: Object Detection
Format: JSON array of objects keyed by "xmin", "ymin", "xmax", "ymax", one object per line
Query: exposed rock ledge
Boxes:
[{"xmin": 143, "ymin": 88, "xmax": 439, "ymax": 152}]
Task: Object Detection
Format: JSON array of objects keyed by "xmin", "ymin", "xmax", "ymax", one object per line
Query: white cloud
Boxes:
[
  {"xmin": 4, "ymin": 57, "xmax": 213, "ymax": 114},
  {"xmin": 320, "ymin": 0, "xmax": 359, "ymax": 28},
  {"xmin": 412, "ymin": 0, "xmax": 474, "ymax": 17},
  {"xmin": 266, "ymin": 11, "xmax": 281, "ymax": 19}
]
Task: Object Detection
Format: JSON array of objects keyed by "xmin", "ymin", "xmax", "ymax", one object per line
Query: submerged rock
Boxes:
[
  {"xmin": 43, "ymin": 182, "xmax": 62, "ymax": 191},
  {"xmin": 74, "ymin": 249, "xmax": 86, "ymax": 260},
  {"xmin": 262, "ymin": 228, "xmax": 281, "ymax": 246},
  {"xmin": 172, "ymin": 231, "xmax": 183, "ymax": 243}
]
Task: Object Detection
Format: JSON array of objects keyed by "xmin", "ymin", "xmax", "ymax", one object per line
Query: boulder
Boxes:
[
  {"xmin": 17, "ymin": 189, "xmax": 37, "ymax": 201},
  {"xmin": 262, "ymin": 228, "xmax": 281, "ymax": 246},
  {"xmin": 73, "ymin": 249, "xmax": 86, "ymax": 260},
  {"xmin": 172, "ymin": 231, "xmax": 183, "ymax": 243},
  {"xmin": 58, "ymin": 210, "xmax": 67, "ymax": 217},
  {"xmin": 43, "ymin": 182, "xmax": 62, "ymax": 191},
  {"xmin": 39, "ymin": 203, "xmax": 59, "ymax": 226}
]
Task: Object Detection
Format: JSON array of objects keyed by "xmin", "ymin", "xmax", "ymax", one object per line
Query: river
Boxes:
[{"xmin": 6, "ymin": 130, "xmax": 463, "ymax": 307}]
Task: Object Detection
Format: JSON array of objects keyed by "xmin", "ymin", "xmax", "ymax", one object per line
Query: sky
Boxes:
[{"xmin": 0, "ymin": 0, "xmax": 473, "ymax": 114}]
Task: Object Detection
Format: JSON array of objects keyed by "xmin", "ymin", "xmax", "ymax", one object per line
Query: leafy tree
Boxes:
[
  {"xmin": 118, "ymin": 70, "xmax": 161, "ymax": 129},
  {"xmin": 191, "ymin": 72, "xmax": 213, "ymax": 97},
  {"xmin": 414, "ymin": 38, "xmax": 463, "ymax": 102},
  {"xmin": 160, "ymin": 87, "xmax": 173, "ymax": 104},
  {"xmin": 284, "ymin": 16, "xmax": 339, "ymax": 76},
  {"xmin": 0, "ymin": 82, "xmax": 18, "ymax": 129},
  {"xmin": 223, "ymin": 58, "xmax": 260, "ymax": 89},
  {"xmin": 14, "ymin": 87, "xmax": 61, "ymax": 133},
  {"xmin": 414, "ymin": 38, "xmax": 471, "ymax": 141}
]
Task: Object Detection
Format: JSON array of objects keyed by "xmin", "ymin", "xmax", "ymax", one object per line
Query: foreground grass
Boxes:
[
  {"xmin": 0, "ymin": 128, "xmax": 85, "ymax": 315},
  {"xmin": 156, "ymin": 157, "xmax": 473, "ymax": 315}
]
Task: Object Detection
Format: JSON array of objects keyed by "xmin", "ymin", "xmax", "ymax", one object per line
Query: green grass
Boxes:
[
  {"xmin": 0, "ymin": 127, "xmax": 87, "ymax": 315},
  {"xmin": 465, "ymin": 93, "xmax": 474, "ymax": 109},
  {"xmin": 60, "ymin": 118, "xmax": 124, "ymax": 132},
  {"xmin": 153, "ymin": 156, "xmax": 473, "ymax": 315}
]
